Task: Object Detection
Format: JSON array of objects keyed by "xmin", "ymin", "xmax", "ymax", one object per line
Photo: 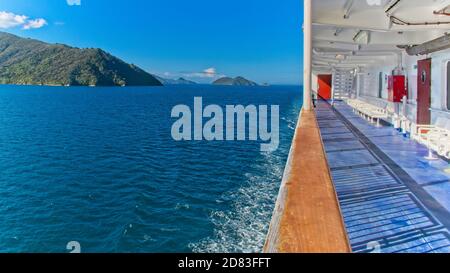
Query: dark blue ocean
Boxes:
[{"xmin": 0, "ymin": 84, "xmax": 302, "ymax": 253}]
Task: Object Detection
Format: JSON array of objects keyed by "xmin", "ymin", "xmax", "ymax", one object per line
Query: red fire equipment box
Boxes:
[{"xmin": 388, "ymin": 75, "xmax": 407, "ymax": 103}]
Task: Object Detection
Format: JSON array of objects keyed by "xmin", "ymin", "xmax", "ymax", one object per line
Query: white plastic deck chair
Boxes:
[
  {"xmin": 416, "ymin": 117, "xmax": 447, "ymax": 142},
  {"xmin": 442, "ymin": 120, "xmax": 450, "ymax": 173},
  {"xmin": 421, "ymin": 118, "xmax": 448, "ymax": 160}
]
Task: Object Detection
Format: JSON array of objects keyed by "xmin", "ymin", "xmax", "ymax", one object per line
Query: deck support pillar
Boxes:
[{"xmin": 303, "ymin": 0, "xmax": 312, "ymax": 111}]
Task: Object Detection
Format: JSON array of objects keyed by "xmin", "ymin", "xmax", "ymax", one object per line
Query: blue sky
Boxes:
[{"xmin": 0, "ymin": 0, "xmax": 303, "ymax": 85}]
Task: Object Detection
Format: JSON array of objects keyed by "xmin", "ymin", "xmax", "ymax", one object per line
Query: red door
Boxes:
[
  {"xmin": 417, "ymin": 59, "xmax": 431, "ymax": 125},
  {"xmin": 318, "ymin": 74, "xmax": 332, "ymax": 100}
]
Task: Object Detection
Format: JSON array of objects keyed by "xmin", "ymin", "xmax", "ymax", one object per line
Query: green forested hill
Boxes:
[
  {"xmin": 0, "ymin": 32, "xmax": 162, "ymax": 86},
  {"xmin": 212, "ymin": 76, "xmax": 258, "ymax": 86}
]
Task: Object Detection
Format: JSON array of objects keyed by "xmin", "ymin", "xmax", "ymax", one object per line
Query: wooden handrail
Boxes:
[{"xmin": 264, "ymin": 108, "xmax": 351, "ymax": 253}]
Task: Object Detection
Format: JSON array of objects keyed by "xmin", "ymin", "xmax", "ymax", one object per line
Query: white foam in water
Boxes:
[
  {"xmin": 189, "ymin": 99, "xmax": 300, "ymax": 253},
  {"xmin": 189, "ymin": 136, "xmax": 291, "ymax": 253}
]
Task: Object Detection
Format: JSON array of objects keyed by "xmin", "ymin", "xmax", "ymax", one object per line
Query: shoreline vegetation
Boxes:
[{"xmin": 0, "ymin": 31, "xmax": 162, "ymax": 87}]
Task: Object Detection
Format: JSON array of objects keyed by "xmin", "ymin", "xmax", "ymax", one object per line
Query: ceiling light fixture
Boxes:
[{"xmin": 353, "ymin": 30, "xmax": 371, "ymax": 44}]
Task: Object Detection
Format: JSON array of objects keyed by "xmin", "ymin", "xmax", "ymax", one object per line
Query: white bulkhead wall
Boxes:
[
  {"xmin": 404, "ymin": 49, "xmax": 450, "ymax": 122},
  {"xmin": 311, "ymin": 72, "xmax": 318, "ymax": 94},
  {"xmin": 356, "ymin": 49, "xmax": 450, "ymax": 124},
  {"xmin": 429, "ymin": 49, "xmax": 450, "ymax": 114}
]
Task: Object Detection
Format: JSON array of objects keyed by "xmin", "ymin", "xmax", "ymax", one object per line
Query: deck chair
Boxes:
[{"xmin": 413, "ymin": 117, "xmax": 448, "ymax": 145}]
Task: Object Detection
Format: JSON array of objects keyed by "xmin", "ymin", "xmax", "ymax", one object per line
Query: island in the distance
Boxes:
[
  {"xmin": 154, "ymin": 76, "xmax": 197, "ymax": 85},
  {"xmin": 0, "ymin": 31, "xmax": 162, "ymax": 87},
  {"xmin": 212, "ymin": 76, "xmax": 258, "ymax": 86}
]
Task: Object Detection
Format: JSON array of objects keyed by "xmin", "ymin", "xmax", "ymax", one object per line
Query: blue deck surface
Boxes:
[{"xmin": 316, "ymin": 100, "xmax": 450, "ymax": 253}]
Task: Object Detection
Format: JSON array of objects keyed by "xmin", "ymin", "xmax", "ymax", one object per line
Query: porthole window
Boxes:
[{"xmin": 421, "ymin": 70, "xmax": 427, "ymax": 84}]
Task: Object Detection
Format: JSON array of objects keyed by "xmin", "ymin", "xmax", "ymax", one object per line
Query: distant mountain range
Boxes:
[
  {"xmin": 0, "ymin": 31, "xmax": 265, "ymax": 88},
  {"xmin": 212, "ymin": 76, "xmax": 258, "ymax": 86},
  {"xmin": 154, "ymin": 75, "xmax": 197, "ymax": 85},
  {"xmin": 0, "ymin": 31, "xmax": 162, "ymax": 86}
]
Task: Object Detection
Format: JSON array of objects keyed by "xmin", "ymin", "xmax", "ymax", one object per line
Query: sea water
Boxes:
[{"xmin": 0, "ymin": 84, "xmax": 302, "ymax": 253}]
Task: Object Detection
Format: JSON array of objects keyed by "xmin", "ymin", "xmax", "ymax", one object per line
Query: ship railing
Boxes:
[{"xmin": 264, "ymin": 108, "xmax": 351, "ymax": 253}]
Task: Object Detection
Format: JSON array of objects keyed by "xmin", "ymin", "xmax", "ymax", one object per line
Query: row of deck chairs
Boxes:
[
  {"xmin": 346, "ymin": 99, "xmax": 391, "ymax": 127},
  {"xmin": 346, "ymin": 99, "xmax": 450, "ymax": 161}
]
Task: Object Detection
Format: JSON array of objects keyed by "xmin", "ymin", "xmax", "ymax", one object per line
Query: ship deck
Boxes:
[{"xmin": 316, "ymin": 100, "xmax": 450, "ymax": 253}]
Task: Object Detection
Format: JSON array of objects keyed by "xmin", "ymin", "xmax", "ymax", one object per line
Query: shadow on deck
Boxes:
[{"xmin": 317, "ymin": 100, "xmax": 450, "ymax": 253}]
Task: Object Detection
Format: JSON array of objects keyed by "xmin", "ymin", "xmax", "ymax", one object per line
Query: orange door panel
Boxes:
[{"xmin": 318, "ymin": 74, "xmax": 332, "ymax": 100}]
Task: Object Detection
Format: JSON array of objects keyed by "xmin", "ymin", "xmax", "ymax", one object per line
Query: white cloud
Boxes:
[
  {"xmin": 23, "ymin": 18, "xmax": 47, "ymax": 30},
  {"xmin": 67, "ymin": 0, "xmax": 81, "ymax": 6},
  {"xmin": 160, "ymin": 68, "xmax": 225, "ymax": 83},
  {"xmin": 176, "ymin": 68, "xmax": 226, "ymax": 83},
  {"xmin": 0, "ymin": 11, "xmax": 47, "ymax": 30},
  {"xmin": 184, "ymin": 67, "xmax": 224, "ymax": 79},
  {"xmin": 203, "ymin": 67, "xmax": 216, "ymax": 76},
  {"xmin": 0, "ymin": 11, "xmax": 27, "ymax": 29}
]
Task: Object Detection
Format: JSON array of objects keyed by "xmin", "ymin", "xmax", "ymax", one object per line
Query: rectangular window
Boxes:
[
  {"xmin": 378, "ymin": 72, "xmax": 383, "ymax": 98},
  {"xmin": 447, "ymin": 62, "xmax": 450, "ymax": 110}
]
